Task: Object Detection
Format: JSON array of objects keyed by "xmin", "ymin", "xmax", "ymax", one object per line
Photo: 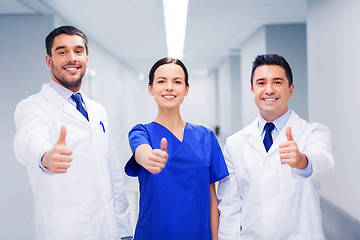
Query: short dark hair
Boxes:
[
  {"xmin": 148, "ymin": 57, "xmax": 189, "ymax": 86},
  {"xmin": 251, "ymin": 54, "xmax": 293, "ymax": 87},
  {"xmin": 45, "ymin": 25, "xmax": 88, "ymax": 56}
]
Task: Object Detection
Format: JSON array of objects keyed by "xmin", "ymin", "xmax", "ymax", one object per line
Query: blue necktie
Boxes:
[
  {"xmin": 71, "ymin": 93, "xmax": 88, "ymax": 120},
  {"xmin": 263, "ymin": 122, "xmax": 275, "ymax": 152}
]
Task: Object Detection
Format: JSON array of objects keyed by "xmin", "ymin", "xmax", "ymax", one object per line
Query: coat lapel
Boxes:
[
  {"xmin": 246, "ymin": 117, "xmax": 267, "ymax": 158},
  {"xmin": 41, "ymin": 84, "xmax": 89, "ymax": 126}
]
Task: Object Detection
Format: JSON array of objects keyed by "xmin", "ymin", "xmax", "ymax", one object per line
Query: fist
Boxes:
[
  {"xmin": 42, "ymin": 125, "xmax": 73, "ymax": 174},
  {"xmin": 279, "ymin": 126, "xmax": 308, "ymax": 169},
  {"xmin": 147, "ymin": 138, "xmax": 168, "ymax": 174}
]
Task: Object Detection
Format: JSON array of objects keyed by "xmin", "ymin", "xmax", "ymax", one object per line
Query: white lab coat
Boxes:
[
  {"xmin": 14, "ymin": 84, "xmax": 132, "ymax": 240},
  {"xmin": 217, "ymin": 111, "xmax": 334, "ymax": 240}
]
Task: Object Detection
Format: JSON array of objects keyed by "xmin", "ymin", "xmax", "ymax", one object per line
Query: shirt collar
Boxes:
[
  {"xmin": 258, "ymin": 110, "xmax": 292, "ymax": 134},
  {"xmin": 49, "ymin": 80, "xmax": 75, "ymax": 101}
]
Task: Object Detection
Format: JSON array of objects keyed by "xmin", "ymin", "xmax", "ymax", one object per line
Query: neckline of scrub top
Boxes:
[{"xmin": 152, "ymin": 121, "xmax": 188, "ymax": 143}]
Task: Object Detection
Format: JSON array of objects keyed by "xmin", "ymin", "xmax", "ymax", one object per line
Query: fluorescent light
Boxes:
[{"xmin": 162, "ymin": 0, "xmax": 189, "ymax": 59}]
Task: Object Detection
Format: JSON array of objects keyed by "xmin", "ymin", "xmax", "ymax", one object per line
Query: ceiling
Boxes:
[{"xmin": 0, "ymin": 0, "xmax": 306, "ymax": 75}]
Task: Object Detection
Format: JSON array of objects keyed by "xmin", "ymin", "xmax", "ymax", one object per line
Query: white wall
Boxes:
[
  {"xmin": 181, "ymin": 73, "xmax": 217, "ymax": 131},
  {"xmin": 307, "ymin": 0, "xmax": 360, "ymax": 220},
  {"xmin": 0, "ymin": 14, "xmax": 54, "ymax": 239},
  {"xmin": 217, "ymin": 57, "xmax": 235, "ymax": 142}
]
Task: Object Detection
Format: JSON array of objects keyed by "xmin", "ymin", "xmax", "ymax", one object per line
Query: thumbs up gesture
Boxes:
[
  {"xmin": 279, "ymin": 126, "xmax": 308, "ymax": 169},
  {"xmin": 146, "ymin": 138, "xmax": 168, "ymax": 174},
  {"xmin": 135, "ymin": 138, "xmax": 169, "ymax": 174},
  {"xmin": 41, "ymin": 125, "xmax": 73, "ymax": 174}
]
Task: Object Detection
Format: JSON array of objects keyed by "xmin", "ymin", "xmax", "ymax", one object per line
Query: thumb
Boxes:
[
  {"xmin": 57, "ymin": 125, "xmax": 67, "ymax": 145},
  {"xmin": 286, "ymin": 126, "xmax": 294, "ymax": 141},
  {"xmin": 160, "ymin": 138, "xmax": 167, "ymax": 152}
]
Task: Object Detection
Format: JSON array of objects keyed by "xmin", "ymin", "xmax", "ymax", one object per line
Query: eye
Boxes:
[
  {"xmin": 274, "ymin": 81, "xmax": 282, "ymax": 85},
  {"xmin": 257, "ymin": 81, "xmax": 265, "ymax": 86},
  {"xmin": 175, "ymin": 80, "xmax": 182, "ymax": 84},
  {"xmin": 76, "ymin": 49, "xmax": 84, "ymax": 54},
  {"xmin": 58, "ymin": 51, "xmax": 65, "ymax": 55}
]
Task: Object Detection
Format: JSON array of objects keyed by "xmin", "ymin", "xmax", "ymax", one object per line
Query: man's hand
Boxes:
[
  {"xmin": 41, "ymin": 125, "xmax": 73, "ymax": 173},
  {"xmin": 279, "ymin": 126, "xmax": 308, "ymax": 169}
]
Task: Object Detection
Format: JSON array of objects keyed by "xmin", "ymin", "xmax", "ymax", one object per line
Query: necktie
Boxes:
[
  {"xmin": 263, "ymin": 122, "xmax": 275, "ymax": 152},
  {"xmin": 71, "ymin": 93, "xmax": 88, "ymax": 120}
]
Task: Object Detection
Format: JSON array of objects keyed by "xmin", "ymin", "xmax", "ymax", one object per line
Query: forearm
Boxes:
[
  {"xmin": 210, "ymin": 183, "xmax": 219, "ymax": 240},
  {"xmin": 134, "ymin": 144, "xmax": 152, "ymax": 167}
]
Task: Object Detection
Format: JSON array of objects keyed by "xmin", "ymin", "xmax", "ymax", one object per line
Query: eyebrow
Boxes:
[
  {"xmin": 156, "ymin": 76, "xmax": 183, "ymax": 80},
  {"xmin": 255, "ymin": 77, "xmax": 284, "ymax": 82},
  {"xmin": 54, "ymin": 45, "xmax": 85, "ymax": 52}
]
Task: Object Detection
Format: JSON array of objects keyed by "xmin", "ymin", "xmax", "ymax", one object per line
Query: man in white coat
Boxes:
[
  {"xmin": 217, "ymin": 54, "xmax": 334, "ymax": 240},
  {"xmin": 13, "ymin": 26, "xmax": 133, "ymax": 240}
]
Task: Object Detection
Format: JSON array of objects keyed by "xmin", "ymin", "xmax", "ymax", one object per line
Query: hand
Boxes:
[
  {"xmin": 279, "ymin": 126, "xmax": 308, "ymax": 169},
  {"xmin": 41, "ymin": 125, "xmax": 73, "ymax": 173},
  {"xmin": 145, "ymin": 138, "xmax": 168, "ymax": 174}
]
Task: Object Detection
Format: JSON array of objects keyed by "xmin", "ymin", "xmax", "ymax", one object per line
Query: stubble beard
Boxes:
[{"xmin": 52, "ymin": 62, "xmax": 84, "ymax": 90}]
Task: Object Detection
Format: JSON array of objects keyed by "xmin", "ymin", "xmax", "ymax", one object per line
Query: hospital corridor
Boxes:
[{"xmin": 1, "ymin": 0, "xmax": 360, "ymax": 239}]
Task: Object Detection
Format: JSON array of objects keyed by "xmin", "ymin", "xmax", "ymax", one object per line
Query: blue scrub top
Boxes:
[{"xmin": 125, "ymin": 122, "xmax": 229, "ymax": 240}]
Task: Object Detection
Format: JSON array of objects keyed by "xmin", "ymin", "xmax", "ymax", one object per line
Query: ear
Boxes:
[
  {"xmin": 85, "ymin": 54, "xmax": 89, "ymax": 67},
  {"xmin": 148, "ymin": 84, "xmax": 154, "ymax": 96},
  {"xmin": 184, "ymin": 84, "xmax": 190, "ymax": 96},
  {"xmin": 251, "ymin": 85, "xmax": 255, "ymax": 97},
  {"xmin": 45, "ymin": 54, "xmax": 52, "ymax": 69},
  {"xmin": 289, "ymin": 84, "xmax": 294, "ymax": 97}
]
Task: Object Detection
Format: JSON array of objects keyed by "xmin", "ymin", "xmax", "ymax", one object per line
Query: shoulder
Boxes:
[
  {"xmin": 129, "ymin": 123, "xmax": 153, "ymax": 137},
  {"xmin": 15, "ymin": 91, "xmax": 46, "ymax": 115},
  {"xmin": 226, "ymin": 121, "xmax": 255, "ymax": 144},
  {"xmin": 290, "ymin": 111, "xmax": 331, "ymax": 135}
]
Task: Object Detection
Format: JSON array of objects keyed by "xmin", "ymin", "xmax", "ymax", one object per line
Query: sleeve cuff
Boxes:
[
  {"xmin": 293, "ymin": 154, "xmax": 313, "ymax": 178},
  {"xmin": 38, "ymin": 151, "xmax": 54, "ymax": 175}
]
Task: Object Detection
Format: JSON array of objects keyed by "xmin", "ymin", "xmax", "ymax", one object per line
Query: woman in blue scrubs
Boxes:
[{"xmin": 125, "ymin": 57, "xmax": 229, "ymax": 240}]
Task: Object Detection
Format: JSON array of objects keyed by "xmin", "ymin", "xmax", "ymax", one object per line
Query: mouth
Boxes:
[
  {"xmin": 63, "ymin": 65, "xmax": 80, "ymax": 73},
  {"xmin": 162, "ymin": 94, "xmax": 176, "ymax": 100},
  {"xmin": 262, "ymin": 97, "xmax": 278, "ymax": 102}
]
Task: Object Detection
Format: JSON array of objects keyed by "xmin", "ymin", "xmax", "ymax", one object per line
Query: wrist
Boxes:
[{"xmin": 297, "ymin": 153, "xmax": 308, "ymax": 169}]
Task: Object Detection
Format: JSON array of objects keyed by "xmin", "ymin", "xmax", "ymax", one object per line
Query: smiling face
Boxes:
[
  {"xmin": 45, "ymin": 34, "xmax": 88, "ymax": 92},
  {"xmin": 148, "ymin": 63, "xmax": 189, "ymax": 110},
  {"xmin": 251, "ymin": 65, "xmax": 294, "ymax": 122}
]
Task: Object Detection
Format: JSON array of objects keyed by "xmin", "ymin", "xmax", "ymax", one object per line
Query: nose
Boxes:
[
  {"xmin": 165, "ymin": 81, "xmax": 173, "ymax": 91},
  {"xmin": 67, "ymin": 51, "xmax": 78, "ymax": 63},
  {"xmin": 265, "ymin": 83, "xmax": 275, "ymax": 94}
]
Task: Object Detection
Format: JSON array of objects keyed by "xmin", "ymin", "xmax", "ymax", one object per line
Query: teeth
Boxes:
[
  {"xmin": 163, "ymin": 95, "xmax": 175, "ymax": 99},
  {"xmin": 264, "ymin": 98, "xmax": 276, "ymax": 101},
  {"xmin": 66, "ymin": 67, "xmax": 77, "ymax": 71}
]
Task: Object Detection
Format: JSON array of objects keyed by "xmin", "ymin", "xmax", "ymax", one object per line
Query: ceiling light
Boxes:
[{"xmin": 162, "ymin": 0, "xmax": 189, "ymax": 59}]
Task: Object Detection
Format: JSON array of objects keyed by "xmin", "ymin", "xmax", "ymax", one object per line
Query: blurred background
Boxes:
[{"xmin": 1, "ymin": 0, "xmax": 359, "ymax": 239}]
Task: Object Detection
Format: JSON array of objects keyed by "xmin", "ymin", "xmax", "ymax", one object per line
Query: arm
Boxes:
[
  {"xmin": 210, "ymin": 183, "xmax": 219, "ymax": 240},
  {"xmin": 13, "ymin": 99, "xmax": 72, "ymax": 174},
  {"xmin": 217, "ymin": 142, "xmax": 242, "ymax": 240},
  {"xmin": 134, "ymin": 138, "xmax": 168, "ymax": 174},
  {"xmin": 279, "ymin": 125, "xmax": 335, "ymax": 179}
]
